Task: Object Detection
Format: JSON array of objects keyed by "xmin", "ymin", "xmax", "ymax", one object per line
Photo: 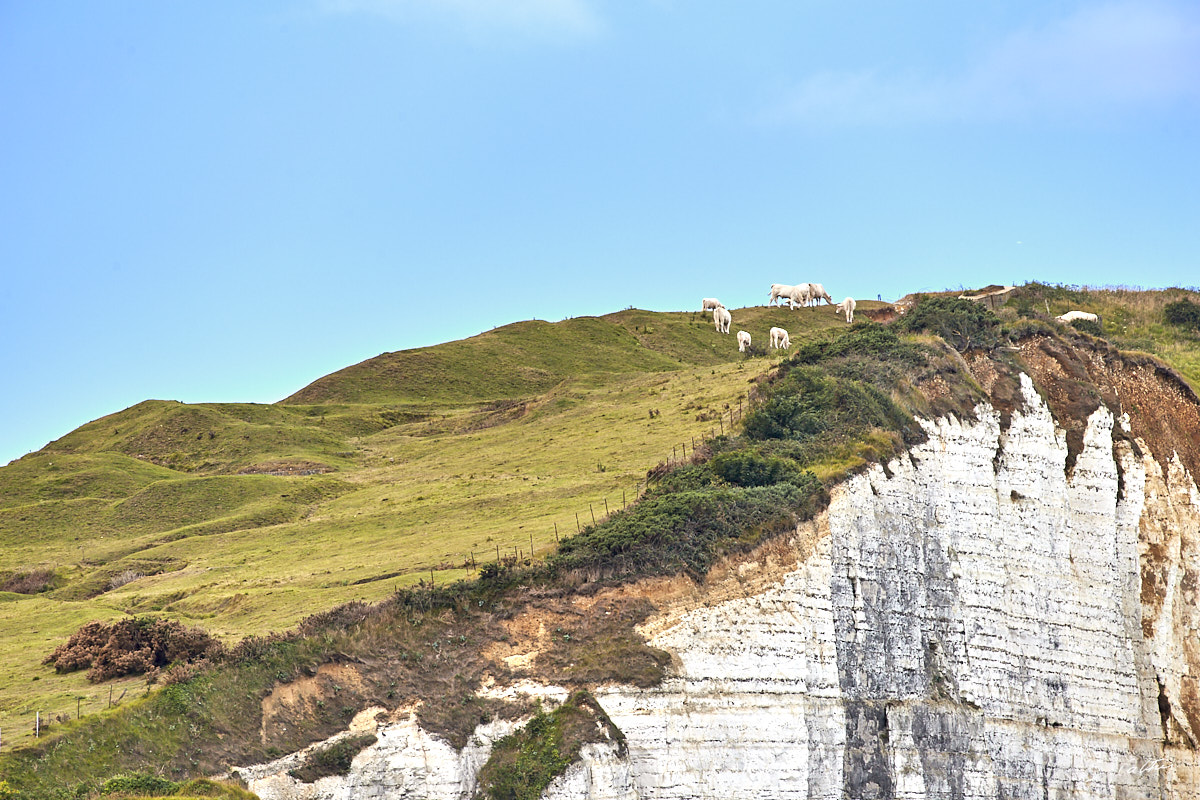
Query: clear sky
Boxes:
[{"xmin": 2, "ymin": 1, "xmax": 1198, "ymax": 466}]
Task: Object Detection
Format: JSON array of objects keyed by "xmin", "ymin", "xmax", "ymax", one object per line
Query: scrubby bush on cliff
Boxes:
[
  {"xmin": 1064, "ymin": 317, "xmax": 1103, "ymax": 336},
  {"xmin": 288, "ymin": 734, "xmax": 378, "ymax": 783},
  {"xmin": 43, "ymin": 617, "xmax": 225, "ymax": 682},
  {"xmin": 478, "ymin": 691, "xmax": 624, "ymax": 800},
  {"xmin": 1165, "ymin": 298, "xmax": 1200, "ymax": 332},
  {"xmin": 743, "ymin": 367, "xmax": 909, "ymax": 442},
  {"xmin": 710, "ymin": 449, "xmax": 803, "ymax": 487},
  {"xmin": 898, "ymin": 296, "xmax": 1000, "ymax": 351},
  {"xmin": 552, "ymin": 479, "xmax": 825, "ymax": 579}
]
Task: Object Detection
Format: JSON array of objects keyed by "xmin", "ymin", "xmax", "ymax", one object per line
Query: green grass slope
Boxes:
[
  {"xmin": 0, "ymin": 303, "xmax": 863, "ymax": 754},
  {"xmin": 282, "ymin": 306, "xmax": 852, "ymax": 405}
]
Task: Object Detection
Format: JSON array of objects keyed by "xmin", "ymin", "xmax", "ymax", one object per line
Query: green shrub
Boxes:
[
  {"xmin": 898, "ymin": 296, "xmax": 1000, "ymax": 351},
  {"xmin": 788, "ymin": 322, "xmax": 927, "ymax": 369},
  {"xmin": 651, "ymin": 462, "xmax": 713, "ymax": 493},
  {"xmin": 710, "ymin": 449, "xmax": 801, "ymax": 487},
  {"xmin": 553, "ymin": 478, "xmax": 825, "ymax": 579},
  {"xmin": 1065, "ymin": 317, "xmax": 1103, "ymax": 336},
  {"xmin": 742, "ymin": 367, "xmax": 909, "ymax": 443},
  {"xmin": 1165, "ymin": 299, "xmax": 1200, "ymax": 331},
  {"xmin": 98, "ymin": 772, "xmax": 178, "ymax": 795},
  {"xmin": 478, "ymin": 691, "xmax": 621, "ymax": 800},
  {"xmin": 478, "ymin": 705, "xmax": 570, "ymax": 800},
  {"xmin": 287, "ymin": 733, "xmax": 378, "ymax": 783}
]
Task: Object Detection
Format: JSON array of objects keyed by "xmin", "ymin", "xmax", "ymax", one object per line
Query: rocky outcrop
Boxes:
[{"xmin": 244, "ymin": 369, "xmax": 1200, "ymax": 799}]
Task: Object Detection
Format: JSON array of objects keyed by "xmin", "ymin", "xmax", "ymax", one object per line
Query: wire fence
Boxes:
[{"xmin": 440, "ymin": 400, "xmax": 756, "ymax": 581}]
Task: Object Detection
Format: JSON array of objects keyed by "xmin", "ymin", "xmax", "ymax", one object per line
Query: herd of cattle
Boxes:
[
  {"xmin": 701, "ymin": 283, "xmax": 857, "ymax": 353},
  {"xmin": 703, "ymin": 283, "xmax": 1101, "ymax": 354}
]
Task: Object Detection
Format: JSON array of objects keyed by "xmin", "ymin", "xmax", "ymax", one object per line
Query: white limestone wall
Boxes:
[
  {"xmin": 595, "ymin": 532, "xmax": 844, "ymax": 800},
  {"xmin": 596, "ymin": 373, "xmax": 1189, "ymax": 799},
  {"xmin": 240, "ymin": 714, "xmax": 523, "ymax": 800}
]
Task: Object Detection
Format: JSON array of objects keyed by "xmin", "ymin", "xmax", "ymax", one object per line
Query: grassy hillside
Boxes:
[
  {"xmin": 0, "ymin": 303, "xmax": 861, "ymax": 753},
  {"xmin": 282, "ymin": 307, "xmax": 851, "ymax": 405},
  {"xmin": 1, "ymin": 286, "xmax": 1197, "ymax": 795}
]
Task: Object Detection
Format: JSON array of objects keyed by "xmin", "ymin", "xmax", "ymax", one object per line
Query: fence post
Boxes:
[
  {"xmin": 590, "ymin": 504, "xmax": 596, "ymax": 524},
  {"xmin": 622, "ymin": 490, "xmax": 626, "ymax": 508},
  {"xmin": 554, "ymin": 522, "xmax": 559, "ymax": 542},
  {"xmin": 529, "ymin": 532, "xmax": 535, "ymax": 560},
  {"xmin": 604, "ymin": 498, "xmax": 609, "ymax": 515},
  {"xmin": 576, "ymin": 512, "xmax": 581, "ymax": 532}
]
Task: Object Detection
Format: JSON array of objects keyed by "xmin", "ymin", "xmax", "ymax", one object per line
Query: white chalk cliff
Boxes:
[{"xmin": 244, "ymin": 373, "xmax": 1200, "ymax": 799}]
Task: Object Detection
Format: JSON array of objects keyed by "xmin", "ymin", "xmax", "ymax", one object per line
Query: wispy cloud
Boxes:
[
  {"xmin": 318, "ymin": 0, "xmax": 603, "ymax": 41},
  {"xmin": 769, "ymin": 1, "xmax": 1200, "ymax": 127}
]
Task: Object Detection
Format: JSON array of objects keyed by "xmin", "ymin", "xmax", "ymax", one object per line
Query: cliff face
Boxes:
[{"xmin": 242, "ymin": 354, "xmax": 1200, "ymax": 799}]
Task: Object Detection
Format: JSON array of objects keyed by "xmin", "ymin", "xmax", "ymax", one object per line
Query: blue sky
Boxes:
[{"xmin": 2, "ymin": 1, "xmax": 1198, "ymax": 466}]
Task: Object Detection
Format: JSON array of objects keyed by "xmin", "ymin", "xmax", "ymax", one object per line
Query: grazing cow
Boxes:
[
  {"xmin": 809, "ymin": 283, "xmax": 834, "ymax": 306},
  {"xmin": 835, "ymin": 297, "xmax": 856, "ymax": 323},
  {"xmin": 769, "ymin": 283, "xmax": 812, "ymax": 309},
  {"xmin": 1057, "ymin": 310, "xmax": 1099, "ymax": 324},
  {"xmin": 702, "ymin": 298, "xmax": 724, "ymax": 312},
  {"xmin": 787, "ymin": 284, "xmax": 813, "ymax": 309},
  {"xmin": 737, "ymin": 330, "xmax": 752, "ymax": 352},
  {"xmin": 769, "ymin": 326, "xmax": 790, "ymax": 349},
  {"xmin": 713, "ymin": 306, "xmax": 732, "ymax": 334}
]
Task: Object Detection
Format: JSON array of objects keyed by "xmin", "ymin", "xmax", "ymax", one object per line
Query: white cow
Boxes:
[
  {"xmin": 769, "ymin": 283, "xmax": 812, "ymax": 309},
  {"xmin": 768, "ymin": 284, "xmax": 791, "ymax": 307},
  {"xmin": 787, "ymin": 284, "xmax": 813, "ymax": 308},
  {"xmin": 769, "ymin": 326, "xmax": 790, "ymax": 349},
  {"xmin": 713, "ymin": 306, "xmax": 732, "ymax": 333},
  {"xmin": 809, "ymin": 283, "xmax": 834, "ymax": 306},
  {"xmin": 835, "ymin": 297, "xmax": 856, "ymax": 323},
  {"xmin": 701, "ymin": 298, "xmax": 724, "ymax": 312},
  {"xmin": 737, "ymin": 330, "xmax": 751, "ymax": 352},
  {"xmin": 1057, "ymin": 310, "xmax": 1099, "ymax": 324}
]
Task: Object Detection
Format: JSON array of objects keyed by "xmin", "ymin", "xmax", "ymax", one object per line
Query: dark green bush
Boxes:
[
  {"xmin": 898, "ymin": 296, "xmax": 999, "ymax": 351},
  {"xmin": 553, "ymin": 478, "xmax": 825, "ymax": 578},
  {"xmin": 651, "ymin": 463, "xmax": 713, "ymax": 493},
  {"xmin": 478, "ymin": 691, "xmax": 623, "ymax": 800},
  {"xmin": 479, "ymin": 705, "xmax": 572, "ymax": 800},
  {"xmin": 99, "ymin": 773, "xmax": 178, "ymax": 795},
  {"xmin": 710, "ymin": 450, "xmax": 801, "ymax": 487},
  {"xmin": 1165, "ymin": 298, "xmax": 1200, "ymax": 331},
  {"xmin": 743, "ymin": 367, "xmax": 909, "ymax": 443},
  {"xmin": 1065, "ymin": 317, "xmax": 1102, "ymax": 336},
  {"xmin": 788, "ymin": 322, "xmax": 926, "ymax": 369}
]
